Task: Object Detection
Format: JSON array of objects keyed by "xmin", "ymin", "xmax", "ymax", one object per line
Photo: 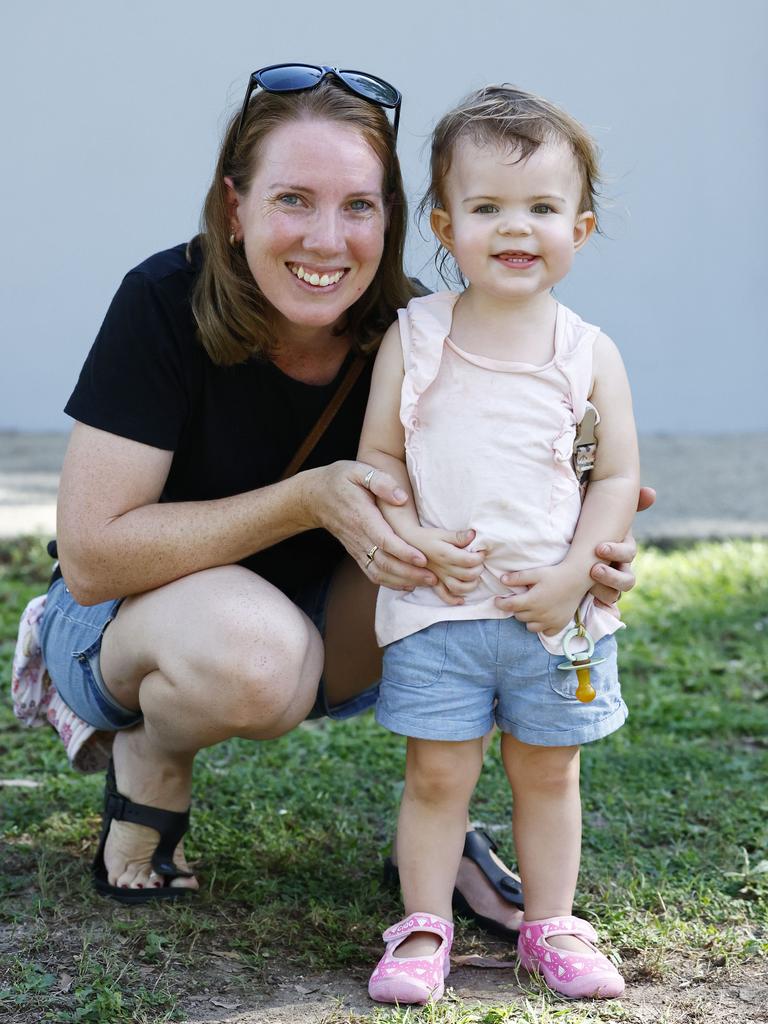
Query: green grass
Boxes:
[{"xmin": 1, "ymin": 538, "xmax": 766, "ymax": 1022}]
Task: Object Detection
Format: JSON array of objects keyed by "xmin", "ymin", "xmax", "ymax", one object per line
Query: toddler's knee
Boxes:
[
  {"xmin": 406, "ymin": 744, "xmax": 479, "ymax": 805},
  {"xmin": 510, "ymin": 744, "xmax": 579, "ymax": 792}
]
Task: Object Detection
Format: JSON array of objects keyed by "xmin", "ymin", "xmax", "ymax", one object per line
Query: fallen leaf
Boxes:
[
  {"xmin": 57, "ymin": 973, "xmax": 74, "ymax": 993},
  {"xmin": 294, "ymin": 983, "xmax": 319, "ymax": 994},
  {"xmin": 210, "ymin": 997, "xmax": 241, "ymax": 1009}
]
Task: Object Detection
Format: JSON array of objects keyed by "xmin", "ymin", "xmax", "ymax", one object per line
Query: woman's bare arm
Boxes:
[{"xmin": 57, "ymin": 422, "xmax": 433, "ymax": 605}]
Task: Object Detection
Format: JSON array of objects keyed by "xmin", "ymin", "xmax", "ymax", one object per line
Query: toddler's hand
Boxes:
[
  {"xmin": 496, "ymin": 563, "xmax": 589, "ymax": 635},
  {"xmin": 415, "ymin": 527, "xmax": 486, "ymax": 606}
]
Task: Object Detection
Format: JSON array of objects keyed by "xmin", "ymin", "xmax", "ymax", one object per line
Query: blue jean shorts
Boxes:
[
  {"xmin": 40, "ymin": 573, "xmax": 378, "ymax": 732},
  {"xmin": 376, "ymin": 617, "xmax": 627, "ymax": 747}
]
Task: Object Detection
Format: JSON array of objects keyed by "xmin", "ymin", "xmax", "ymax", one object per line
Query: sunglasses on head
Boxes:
[{"xmin": 235, "ymin": 63, "xmax": 402, "ymax": 141}]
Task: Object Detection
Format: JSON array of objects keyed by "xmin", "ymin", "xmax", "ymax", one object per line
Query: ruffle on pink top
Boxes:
[{"xmin": 377, "ymin": 292, "xmax": 622, "ymax": 656}]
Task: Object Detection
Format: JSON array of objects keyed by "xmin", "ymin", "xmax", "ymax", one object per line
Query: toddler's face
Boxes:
[{"xmin": 431, "ymin": 138, "xmax": 594, "ymax": 303}]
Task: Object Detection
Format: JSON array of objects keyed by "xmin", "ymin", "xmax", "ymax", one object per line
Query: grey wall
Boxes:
[{"xmin": 2, "ymin": 0, "xmax": 766, "ymax": 434}]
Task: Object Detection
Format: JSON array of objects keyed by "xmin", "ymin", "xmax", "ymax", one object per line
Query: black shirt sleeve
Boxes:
[{"xmin": 65, "ymin": 270, "xmax": 192, "ymax": 451}]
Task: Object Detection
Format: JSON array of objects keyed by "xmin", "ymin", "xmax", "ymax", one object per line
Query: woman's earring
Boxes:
[{"xmin": 229, "ymin": 232, "xmax": 236, "ymax": 247}]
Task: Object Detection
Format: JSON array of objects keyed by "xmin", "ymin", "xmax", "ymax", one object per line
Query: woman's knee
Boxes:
[
  {"xmin": 109, "ymin": 568, "xmax": 324, "ymax": 740},
  {"xmin": 202, "ymin": 606, "xmax": 323, "ymax": 738}
]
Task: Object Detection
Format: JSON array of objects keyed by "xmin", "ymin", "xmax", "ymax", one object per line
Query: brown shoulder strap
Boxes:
[{"xmin": 279, "ymin": 355, "xmax": 367, "ymax": 481}]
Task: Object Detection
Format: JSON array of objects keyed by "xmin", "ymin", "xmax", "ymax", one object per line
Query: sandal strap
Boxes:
[
  {"xmin": 462, "ymin": 829, "xmax": 524, "ymax": 908},
  {"xmin": 525, "ymin": 915, "xmax": 599, "ymax": 945},
  {"xmin": 103, "ymin": 760, "xmax": 193, "ymax": 881},
  {"xmin": 382, "ymin": 912, "xmax": 453, "ymax": 944}
]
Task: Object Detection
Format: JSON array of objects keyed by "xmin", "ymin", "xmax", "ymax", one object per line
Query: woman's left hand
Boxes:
[{"xmin": 303, "ymin": 460, "xmax": 438, "ymax": 591}]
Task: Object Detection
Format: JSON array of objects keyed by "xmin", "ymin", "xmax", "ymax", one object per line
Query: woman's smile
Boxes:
[{"xmin": 287, "ymin": 262, "xmax": 348, "ymax": 289}]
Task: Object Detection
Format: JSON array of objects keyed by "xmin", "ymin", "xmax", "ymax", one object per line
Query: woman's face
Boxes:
[{"xmin": 228, "ymin": 118, "xmax": 388, "ymax": 340}]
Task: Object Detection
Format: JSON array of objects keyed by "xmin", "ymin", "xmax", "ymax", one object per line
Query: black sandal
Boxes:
[
  {"xmin": 452, "ymin": 828, "xmax": 524, "ymax": 940},
  {"xmin": 92, "ymin": 759, "xmax": 195, "ymax": 903},
  {"xmin": 383, "ymin": 828, "xmax": 524, "ymax": 941}
]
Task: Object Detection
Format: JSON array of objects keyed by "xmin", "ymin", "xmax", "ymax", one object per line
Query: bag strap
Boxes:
[{"xmin": 279, "ymin": 355, "xmax": 367, "ymax": 481}]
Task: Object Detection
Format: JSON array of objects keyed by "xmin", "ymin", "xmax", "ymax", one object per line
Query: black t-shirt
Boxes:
[{"xmin": 65, "ymin": 243, "xmax": 374, "ymax": 597}]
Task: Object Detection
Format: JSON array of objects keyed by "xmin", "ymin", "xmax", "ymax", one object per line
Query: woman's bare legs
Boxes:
[
  {"xmin": 96, "ymin": 554, "xmax": 527, "ymax": 912},
  {"xmin": 98, "ymin": 565, "xmax": 324, "ymax": 890},
  {"xmin": 502, "ymin": 735, "xmax": 591, "ymax": 954},
  {"xmin": 323, "ymin": 553, "xmax": 382, "ymax": 705}
]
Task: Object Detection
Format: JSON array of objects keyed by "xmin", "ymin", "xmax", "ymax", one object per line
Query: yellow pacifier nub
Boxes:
[
  {"xmin": 557, "ymin": 613, "xmax": 605, "ymax": 704},
  {"xmin": 575, "ymin": 664, "xmax": 596, "ymax": 703}
]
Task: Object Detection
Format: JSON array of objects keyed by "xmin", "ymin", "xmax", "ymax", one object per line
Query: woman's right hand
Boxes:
[{"xmin": 303, "ymin": 461, "xmax": 439, "ymax": 591}]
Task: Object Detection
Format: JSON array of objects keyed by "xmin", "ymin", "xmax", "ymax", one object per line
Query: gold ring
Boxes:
[
  {"xmin": 363, "ymin": 468, "xmax": 375, "ymax": 490},
  {"xmin": 365, "ymin": 544, "xmax": 378, "ymax": 566}
]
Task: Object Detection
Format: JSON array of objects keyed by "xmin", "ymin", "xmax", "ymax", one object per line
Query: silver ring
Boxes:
[
  {"xmin": 363, "ymin": 468, "xmax": 375, "ymax": 490},
  {"xmin": 365, "ymin": 544, "xmax": 378, "ymax": 567}
]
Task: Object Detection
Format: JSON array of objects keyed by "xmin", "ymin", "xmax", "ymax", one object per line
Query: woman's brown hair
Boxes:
[{"xmin": 192, "ymin": 79, "xmax": 413, "ymax": 365}]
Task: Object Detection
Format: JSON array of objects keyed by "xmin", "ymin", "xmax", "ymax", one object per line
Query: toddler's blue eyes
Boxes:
[
  {"xmin": 531, "ymin": 204, "xmax": 553, "ymax": 214},
  {"xmin": 474, "ymin": 205, "xmax": 498, "ymax": 214}
]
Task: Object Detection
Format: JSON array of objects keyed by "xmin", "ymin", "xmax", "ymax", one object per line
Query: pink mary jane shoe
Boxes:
[
  {"xmin": 517, "ymin": 915, "xmax": 625, "ymax": 999},
  {"xmin": 368, "ymin": 912, "xmax": 453, "ymax": 1004}
]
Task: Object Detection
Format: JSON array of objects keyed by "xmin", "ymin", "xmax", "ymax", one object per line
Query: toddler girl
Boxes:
[{"xmin": 359, "ymin": 85, "xmax": 639, "ymax": 1002}]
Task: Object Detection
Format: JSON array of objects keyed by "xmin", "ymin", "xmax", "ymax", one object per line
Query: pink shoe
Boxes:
[
  {"xmin": 517, "ymin": 915, "xmax": 625, "ymax": 999},
  {"xmin": 368, "ymin": 912, "xmax": 453, "ymax": 1004}
]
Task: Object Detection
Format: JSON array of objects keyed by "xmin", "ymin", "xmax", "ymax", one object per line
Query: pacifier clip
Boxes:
[{"xmin": 557, "ymin": 609, "xmax": 605, "ymax": 703}]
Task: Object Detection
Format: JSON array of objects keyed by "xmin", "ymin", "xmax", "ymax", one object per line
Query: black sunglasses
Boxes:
[{"xmin": 236, "ymin": 63, "xmax": 402, "ymax": 141}]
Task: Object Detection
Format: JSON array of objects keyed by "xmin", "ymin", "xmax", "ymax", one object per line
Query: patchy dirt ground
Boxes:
[
  {"xmin": 3, "ymin": 915, "xmax": 767, "ymax": 1024},
  {"xmin": 170, "ymin": 961, "xmax": 768, "ymax": 1024}
]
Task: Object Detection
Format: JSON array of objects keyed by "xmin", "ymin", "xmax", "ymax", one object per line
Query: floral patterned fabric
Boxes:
[{"xmin": 11, "ymin": 594, "xmax": 112, "ymax": 773}]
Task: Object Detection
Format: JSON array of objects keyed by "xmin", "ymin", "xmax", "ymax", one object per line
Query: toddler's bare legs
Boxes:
[
  {"xmin": 395, "ymin": 737, "xmax": 484, "ymax": 957},
  {"xmin": 389, "ymin": 726, "xmax": 524, "ymax": 934},
  {"xmin": 502, "ymin": 735, "xmax": 592, "ymax": 954}
]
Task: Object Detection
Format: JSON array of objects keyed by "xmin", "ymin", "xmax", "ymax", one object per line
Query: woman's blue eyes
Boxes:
[{"xmin": 277, "ymin": 194, "xmax": 372, "ymax": 212}]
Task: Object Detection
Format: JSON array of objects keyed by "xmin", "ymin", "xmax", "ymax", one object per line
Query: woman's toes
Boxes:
[
  {"xmin": 115, "ymin": 863, "xmax": 151, "ymax": 889},
  {"xmin": 167, "ymin": 841, "xmax": 199, "ymax": 890},
  {"xmin": 104, "ymin": 820, "xmax": 198, "ymax": 890}
]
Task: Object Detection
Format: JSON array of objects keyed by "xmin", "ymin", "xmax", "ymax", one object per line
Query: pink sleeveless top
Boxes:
[{"xmin": 375, "ymin": 291, "xmax": 622, "ymax": 654}]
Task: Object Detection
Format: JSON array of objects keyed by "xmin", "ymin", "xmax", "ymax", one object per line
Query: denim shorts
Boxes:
[
  {"xmin": 376, "ymin": 617, "xmax": 627, "ymax": 747},
  {"xmin": 39, "ymin": 574, "xmax": 379, "ymax": 732}
]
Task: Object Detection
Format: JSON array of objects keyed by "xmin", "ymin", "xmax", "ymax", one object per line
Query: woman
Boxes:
[{"xmin": 39, "ymin": 66, "xmax": 649, "ymax": 927}]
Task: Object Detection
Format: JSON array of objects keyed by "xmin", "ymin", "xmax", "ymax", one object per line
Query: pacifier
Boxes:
[{"xmin": 557, "ymin": 611, "xmax": 605, "ymax": 703}]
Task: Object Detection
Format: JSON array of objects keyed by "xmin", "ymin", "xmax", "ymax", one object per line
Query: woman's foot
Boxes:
[
  {"xmin": 103, "ymin": 726, "xmax": 198, "ymax": 892},
  {"xmin": 386, "ymin": 829, "xmax": 525, "ymax": 939},
  {"xmin": 455, "ymin": 845, "xmax": 524, "ymax": 935}
]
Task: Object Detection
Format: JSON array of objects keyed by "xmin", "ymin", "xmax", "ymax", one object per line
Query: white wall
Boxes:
[{"xmin": 1, "ymin": 0, "xmax": 766, "ymax": 433}]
